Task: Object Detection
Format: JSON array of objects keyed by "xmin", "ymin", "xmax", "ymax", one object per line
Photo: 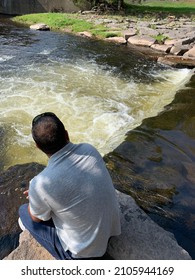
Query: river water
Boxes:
[{"xmin": 0, "ymin": 16, "xmax": 195, "ymax": 258}]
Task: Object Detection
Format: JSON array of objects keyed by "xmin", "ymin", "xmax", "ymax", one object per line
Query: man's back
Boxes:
[{"xmin": 29, "ymin": 142, "xmax": 121, "ymax": 258}]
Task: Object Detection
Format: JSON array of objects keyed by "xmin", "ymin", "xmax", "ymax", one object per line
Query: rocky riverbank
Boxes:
[
  {"xmin": 19, "ymin": 10, "xmax": 195, "ymax": 68},
  {"xmin": 76, "ymin": 12, "xmax": 195, "ymax": 68}
]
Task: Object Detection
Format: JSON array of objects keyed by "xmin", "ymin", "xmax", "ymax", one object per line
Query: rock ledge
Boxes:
[{"xmin": 5, "ymin": 192, "xmax": 191, "ymax": 260}]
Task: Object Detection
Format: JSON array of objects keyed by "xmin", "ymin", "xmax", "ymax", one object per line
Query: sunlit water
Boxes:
[{"xmin": 0, "ymin": 19, "xmax": 193, "ymax": 170}]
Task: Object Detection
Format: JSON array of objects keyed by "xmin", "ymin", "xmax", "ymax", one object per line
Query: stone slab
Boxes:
[
  {"xmin": 151, "ymin": 44, "xmax": 172, "ymax": 53},
  {"xmin": 107, "ymin": 191, "xmax": 191, "ymax": 260},
  {"xmin": 105, "ymin": 37, "xmax": 127, "ymax": 45},
  {"xmin": 128, "ymin": 35, "xmax": 156, "ymax": 47},
  {"xmin": 122, "ymin": 29, "xmax": 137, "ymax": 40},
  {"xmin": 5, "ymin": 191, "xmax": 191, "ymax": 260},
  {"xmin": 170, "ymin": 45, "xmax": 191, "ymax": 56},
  {"xmin": 4, "ymin": 231, "xmax": 55, "ymax": 260},
  {"xmin": 158, "ymin": 55, "xmax": 195, "ymax": 68},
  {"xmin": 183, "ymin": 46, "xmax": 195, "ymax": 58}
]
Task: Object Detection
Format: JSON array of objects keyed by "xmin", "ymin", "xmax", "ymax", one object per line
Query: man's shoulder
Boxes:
[
  {"xmin": 78, "ymin": 142, "xmax": 98, "ymax": 152},
  {"xmin": 29, "ymin": 166, "xmax": 48, "ymax": 186}
]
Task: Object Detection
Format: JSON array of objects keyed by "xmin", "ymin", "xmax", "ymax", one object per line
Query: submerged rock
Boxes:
[{"xmin": 158, "ymin": 55, "xmax": 195, "ymax": 68}]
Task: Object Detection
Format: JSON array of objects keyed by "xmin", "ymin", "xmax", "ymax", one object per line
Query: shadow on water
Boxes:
[{"xmin": 105, "ymin": 74, "xmax": 195, "ymax": 259}]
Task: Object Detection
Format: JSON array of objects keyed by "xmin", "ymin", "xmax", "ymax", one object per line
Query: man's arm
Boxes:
[
  {"xmin": 23, "ymin": 189, "xmax": 42, "ymax": 223},
  {"xmin": 28, "ymin": 204, "xmax": 42, "ymax": 223}
]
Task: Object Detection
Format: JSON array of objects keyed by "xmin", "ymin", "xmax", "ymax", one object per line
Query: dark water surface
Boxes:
[
  {"xmin": 105, "ymin": 75, "xmax": 195, "ymax": 259},
  {"xmin": 0, "ymin": 15, "xmax": 195, "ymax": 259}
]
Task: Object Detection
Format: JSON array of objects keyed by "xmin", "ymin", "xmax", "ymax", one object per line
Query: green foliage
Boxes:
[
  {"xmin": 143, "ymin": 1, "xmax": 195, "ymax": 10},
  {"xmin": 153, "ymin": 34, "xmax": 169, "ymax": 44},
  {"xmin": 124, "ymin": 0, "xmax": 195, "ymax": 18}
]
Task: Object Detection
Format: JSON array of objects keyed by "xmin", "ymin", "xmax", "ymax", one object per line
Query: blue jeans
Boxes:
[
  {"xmin": 19, "ymin": 203, "xmax": 74, "ymax": 260},
  {"xmin": 19, "ymin": 204, "xmax": 111, "ymax": 260}
]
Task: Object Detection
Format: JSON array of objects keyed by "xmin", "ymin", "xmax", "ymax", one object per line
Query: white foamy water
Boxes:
[
  {"xmin": 0, "ymin": 58, "xmax": 193, "ymax": 169},
  {"xmin": 0, "ymin": 55, "xmax": 14, "ymax": 62}
]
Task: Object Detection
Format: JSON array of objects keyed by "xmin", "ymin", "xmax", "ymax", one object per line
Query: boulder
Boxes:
[
  {"xmin": 4, "ymin": 231, "xmax": 55, "ymax": 260},
  {"xmin": 158, "ymin": 55, "xmax": 195, "ymax": 68},
  {"xmin": 30, "ymin": 23, "xmax": 50, "ymax": 31},
  {"xmin": 4, "ymin": 191, "xmax": 191, "ymax": 260},
  {"xmin": 170, "ymin": 45, "xmax": 191, "ymax": 56},
  {"xmin": 164, "ymin": 37, "xmax": 194, "ymax": 46},
  {"xmin": 105, "ymin": 37, "xmax": 127, "ymax": 45},
  {"xmin": 77, "ymin": 31, "xmax": 93, "ymax": 38},
  {"xmin": 107, "ymin": 192, "xmax": 191, "ymax": 260},
  {"xmin": 151, "ymin": 44, "xmax": 172, "ymax": 53},
  {"xmin": 122, "ymin": 29, "xmax": 137, "ymax": 40},
  {"xmin": 128, "ymin": 35, "xmax": 156, "ymax": 47},
  {"xmin": 139, "ymin": 27, "xmax": 159, "ymax": 37},
  {"xmin": 183, "ymin": 46, "xmax": 195, "ymax": 58}
]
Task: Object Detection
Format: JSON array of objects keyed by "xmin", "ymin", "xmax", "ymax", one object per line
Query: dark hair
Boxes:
[{"xmin": 32, "ymin": 112, "xmax": 68, "ymax": 154}]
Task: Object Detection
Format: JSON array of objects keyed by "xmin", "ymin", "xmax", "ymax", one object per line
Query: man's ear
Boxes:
[
  {"xmin": 35, "ymin": 142, "xmax": 51, "ymax": 157},
  {"xmin": 35, "ymin": 142, "xmax": 41, "ymax": 150},
  {"xmin": 65, "ymin": 130, "xmax": 70, "ymax": 142}
]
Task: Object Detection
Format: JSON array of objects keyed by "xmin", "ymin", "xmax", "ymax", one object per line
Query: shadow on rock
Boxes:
[{"xmin": 0, "ymin": 162, "xmax": 45, "ymax": 259}]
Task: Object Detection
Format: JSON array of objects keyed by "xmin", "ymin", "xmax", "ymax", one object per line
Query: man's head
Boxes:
[{"xmin": 32, "ymin": 112, "xmax": 69, "ymax": 155}]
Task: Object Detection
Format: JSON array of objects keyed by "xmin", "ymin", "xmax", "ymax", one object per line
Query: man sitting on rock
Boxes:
[{"xmin": 18, "ymin": 112, "xmax": 121, "ymax": 260}]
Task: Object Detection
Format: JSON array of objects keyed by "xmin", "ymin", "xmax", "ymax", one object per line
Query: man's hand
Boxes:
[
  {"xmin": 23, "ymin": 190, "xmax": 42, "ymax": 222},
  {"xmin": 23, "ymin": 190, "xmax": 29, "ymax": 199},
  {"xmin": 23, "ymin": 190, "xmax": 43, "ymax": 222}
]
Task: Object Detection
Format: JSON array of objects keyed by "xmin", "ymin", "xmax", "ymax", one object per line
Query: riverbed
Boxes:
[{"xmin": 0, "ymin": 15, "xmax": 195, "ymax": 259}]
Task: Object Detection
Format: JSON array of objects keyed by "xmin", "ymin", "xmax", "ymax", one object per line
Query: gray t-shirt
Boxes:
[{"xmin": 29, "ymin": 142, "xmax": 121, "ymax": 258}]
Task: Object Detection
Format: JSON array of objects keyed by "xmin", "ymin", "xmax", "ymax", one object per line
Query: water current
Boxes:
[{"xmin": 0, "ymin": 16, "xmax": 195, "ymax": 258}]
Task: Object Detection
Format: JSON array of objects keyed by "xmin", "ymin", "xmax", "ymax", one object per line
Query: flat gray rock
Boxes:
[
  {"xmin": 128, "ymin": 35, "xmax": 156, "ymax": 47},
  {"xmin": 183, "ymin": 46, "xmax": 195, "ymax": 58},
  {"xmin": 151, "ymin": 44, "xmax": 172, "ymax": 53},
  {"xmin": 107, "ymin": 191, "xmax": 191, "ymax": 260}
]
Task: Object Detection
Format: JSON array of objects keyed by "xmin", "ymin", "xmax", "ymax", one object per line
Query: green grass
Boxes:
[
  {"xmin": 12, "ymin": 13, "xmax": 123, "ymax": 39},
  {"xmin": 144, "ymin": 0, "xmax": 195, "ymax": 8},
  {"xmin": 13, "ymin": 13, "xmax": 94, "ymax": 31},
  {"xmin": 12, "ymin": 13, "xmax": 115, "ymax": 38},
  {"xmin": 124, "ymin": 0, "xmax": 195, "ymax": 18},
  {"xmin": 153, "ymin": 34, "xmax": 169, "ymax": 44}
]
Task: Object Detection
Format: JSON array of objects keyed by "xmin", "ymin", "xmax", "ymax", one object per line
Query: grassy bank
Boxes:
[
  {"xmin": 12, "ymin": 13, "xmax": 122, "ymax": 39},
  {"xmin": 12, "ymin": 1, "xmax": 194, "ymax": 39},
  {"xmin": 125, "ymin": 1, "xmax": 195, "ymax": 18}
]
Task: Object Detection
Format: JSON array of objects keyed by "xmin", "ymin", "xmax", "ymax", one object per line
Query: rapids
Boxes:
[{"xmin": 0, "ymin": 18, "xmax": 193, "ymax": 169}]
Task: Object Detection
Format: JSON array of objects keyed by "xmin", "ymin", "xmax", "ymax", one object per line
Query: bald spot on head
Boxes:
[{"xmin": 32, "ymin": 116, "xmax": 69, "ymax": 155}]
